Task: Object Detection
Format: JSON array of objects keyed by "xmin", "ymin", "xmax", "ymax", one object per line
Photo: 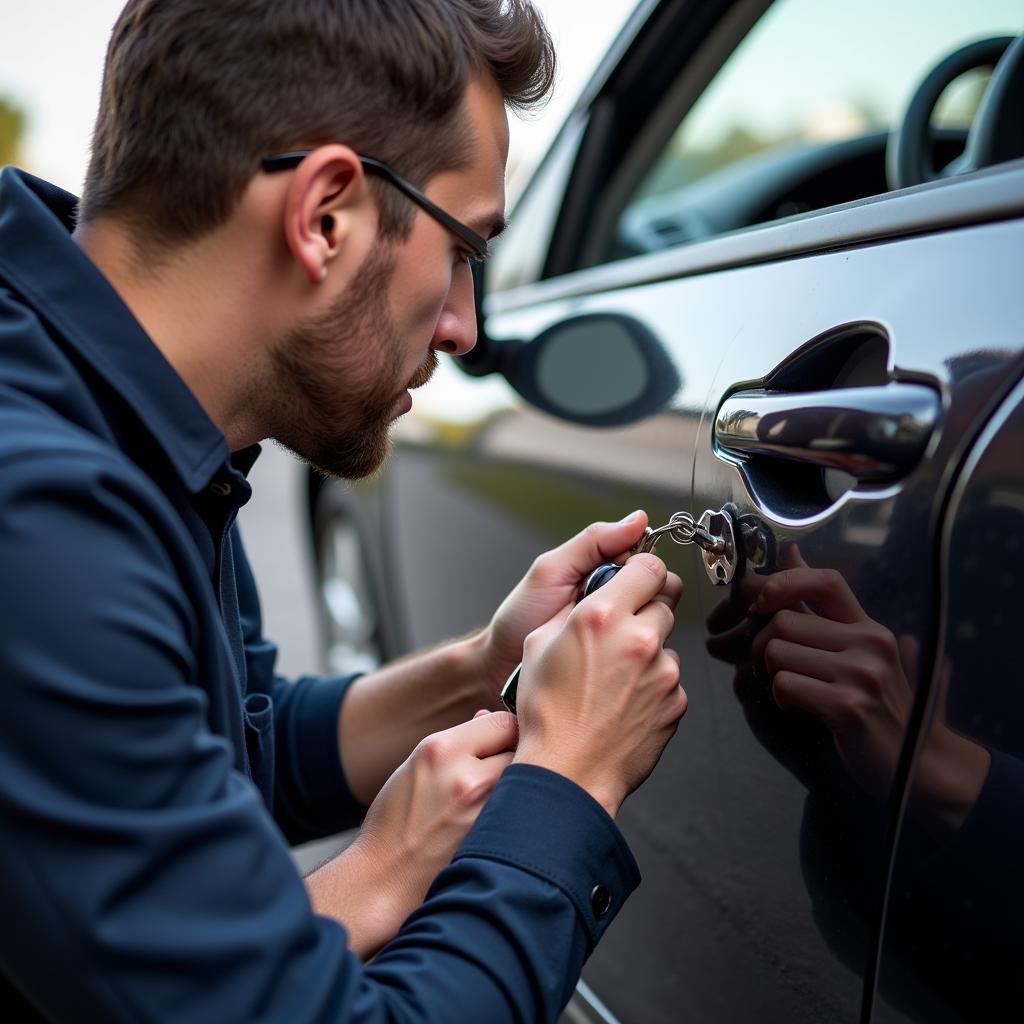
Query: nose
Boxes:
[{"xmin": 430, "ymin": 263, "xmax": 478, "ymax": 357}]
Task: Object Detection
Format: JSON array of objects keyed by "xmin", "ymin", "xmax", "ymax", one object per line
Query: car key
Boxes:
[{"xmin": 499, "ymin": 512, "xmax": 724, "ymax": 714}]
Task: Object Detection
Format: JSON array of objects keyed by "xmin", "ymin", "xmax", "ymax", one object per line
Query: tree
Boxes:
[{"xmin": 0, "ymin": 96, "xmax": 27, "ymax": 167}]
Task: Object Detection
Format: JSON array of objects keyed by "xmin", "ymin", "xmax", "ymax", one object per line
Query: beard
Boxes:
[{"xmin": 266, "ymin": 244, "xmax": 437, "ymax": 479}]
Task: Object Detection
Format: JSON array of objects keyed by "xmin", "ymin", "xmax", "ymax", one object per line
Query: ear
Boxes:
[{"xmin": 281, "ymin": 145, "xmax": 370, "ymax": 286}]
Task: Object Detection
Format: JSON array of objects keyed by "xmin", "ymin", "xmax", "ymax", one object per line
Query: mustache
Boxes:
[{"xmin": 407, "ymin": 349, "xmax": 439, "ymax": 390}]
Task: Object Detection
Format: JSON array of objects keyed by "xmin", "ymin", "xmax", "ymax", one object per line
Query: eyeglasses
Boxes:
[{"xmin": 261, "ymin": 150, "xmax": 489, "ymax": 261}]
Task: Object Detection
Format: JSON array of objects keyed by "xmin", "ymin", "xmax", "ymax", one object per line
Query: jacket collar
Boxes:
[{"xmin": 0, "ymin": 167, "xmax": 231, "ymax": 493}]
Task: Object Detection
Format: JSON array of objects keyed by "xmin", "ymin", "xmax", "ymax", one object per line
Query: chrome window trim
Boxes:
[
  {"xmin": 577, "ymin": 0, "xmax": 773, "ymax": 269},
  {"xmin": 486, "ymin": 159, "xmax": 1024, "ymax": 316},
  {"xmin": 561, "ymin": 979, "xmax": 623, "ymax": 1024}
]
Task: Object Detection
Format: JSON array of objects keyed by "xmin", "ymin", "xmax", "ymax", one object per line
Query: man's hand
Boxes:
[
  {"xmin": 335, "ymin": 512, "xmax": 680, "ymax": 809},
  {"xmin": 308, "ymin": 710, "xmax": 518, "ymax": 958},
  {"xmin": 480, "ymin": 511, "xmax": 681, "ymax": 695},
  {"xmin": 512, "ymin": 553, "xmax": 686, "ymax": 819}
]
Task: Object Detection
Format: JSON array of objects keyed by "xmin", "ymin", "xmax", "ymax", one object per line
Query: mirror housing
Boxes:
[{"xmin": 501, "ymin": 312, "xmax": 681, "ymax": 427}]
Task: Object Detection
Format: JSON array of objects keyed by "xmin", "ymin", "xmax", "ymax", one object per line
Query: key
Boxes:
[{"xmin": 499, "ymin": 511, "xmax": 726, "ymax": 713}]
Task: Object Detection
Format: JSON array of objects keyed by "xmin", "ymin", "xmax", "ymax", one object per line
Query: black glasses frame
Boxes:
[{"xmin": 261, "ymin": 150, "xmax": 489, "ymax": 260}]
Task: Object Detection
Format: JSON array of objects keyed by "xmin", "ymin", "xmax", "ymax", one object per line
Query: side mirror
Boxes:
[{"xmin": 502, "ymin": 312, "xmax": 681, "ymax": 427}]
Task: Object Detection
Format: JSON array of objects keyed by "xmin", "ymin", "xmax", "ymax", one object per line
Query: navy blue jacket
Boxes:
[{"xmin": 0, "ymin": 168, "xmax": 640, "ymax": 1022}]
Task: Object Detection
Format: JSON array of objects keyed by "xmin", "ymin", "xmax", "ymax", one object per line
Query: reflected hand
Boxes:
[
  {"xmin": 704, "ymin": 546, "xmax": 834, "ymax": 785},
  {"xmin": 750, "ymin": 555, "xmax": 912, "ymax": 801},
  {"xmin": 749, "ymin": 551, "xmax": 989, "ymax": 827},
  {"xmin": 480, "ymin": 511, "xmax": 683, "ymax": 698}
]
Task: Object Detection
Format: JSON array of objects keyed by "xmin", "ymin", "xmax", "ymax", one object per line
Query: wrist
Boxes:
[
  {"xmin": 513, "ymin": 744, "xmax": 624, "ymax": 819},
  {"xmin": 306, "ymin": 837, "xmax": 408, "ymax": 959},
  {"xmin": 454, "ymin": 626, "xmax": 507, "ymax": 709},
  {"xmin": 913, "ymin": 725, "xmax": 991, "ymax": 834}
]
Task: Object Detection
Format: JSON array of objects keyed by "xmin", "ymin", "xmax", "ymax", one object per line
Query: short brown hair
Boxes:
[{"xmin": 79, "ymin": 0, "xmax": 554, "ymax": 246}]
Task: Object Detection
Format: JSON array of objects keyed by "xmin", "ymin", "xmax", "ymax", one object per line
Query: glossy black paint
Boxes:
[{"xmin": 873, "ymin": 377, "xmax": 1024, "ymax": 1022}]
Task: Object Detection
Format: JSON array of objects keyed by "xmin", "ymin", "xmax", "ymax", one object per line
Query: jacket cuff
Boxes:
[{"xmin": 453, "ymin": 763, "xmax": 641, "ymax": 947}]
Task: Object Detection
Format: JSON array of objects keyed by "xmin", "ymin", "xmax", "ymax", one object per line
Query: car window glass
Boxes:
[
  {"xmin": 487, "ymin": 118, "xmax": 586, "ymax": 296},
  {"xmin": 589, "ymin": 0, "xmax": 1022, "ymax": 267}
]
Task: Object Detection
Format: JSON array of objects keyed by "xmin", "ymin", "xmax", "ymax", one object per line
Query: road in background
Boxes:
[{"xmin": 239, "ymin": 445, "xmax": 321, "ymax": 682}]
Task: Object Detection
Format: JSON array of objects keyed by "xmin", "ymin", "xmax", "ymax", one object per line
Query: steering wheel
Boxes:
[{"xmin": 887, "ymin": 34, "xmax": 1023, "ymax": 190}]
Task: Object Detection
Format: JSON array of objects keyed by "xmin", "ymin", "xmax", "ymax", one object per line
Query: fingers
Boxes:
[
  {"xmin": 762, "ymin": 637, "xmax": 841, "ymax": 683},
  {"xmin": 751, "ymin": 608, "xmax": 850, "ymax": 665},
  {"xmin": 751, "ymin": 567, "xmax": 865, "ymax": 623},
  {"xmin": 535, "ymin": 511, "xmax": 650, "ymax": 586},
  {"xmin": 579, "ymin": 552, "xmax": 668, "ymax": 615},
  {"xmin": 772, "ymin": 670, "xmax": 838, "ymax": 717},
  {"xmin": 527, "ymin": 600, "xmax": 575, "ymax": 647},
  {"xmin": 780, "ymin": 542, "xmax": 809, "ymax": 571},
  {"xmin": 635, "ymin": 598, "xmax": 677, "ymax": 647},
  {"xmin": 445, "ymin": 709, "xmax": 519, "ymax": 757},
  {"xmin": 479, "ymin": 750, "xmax": 515, "ymax": 776},
  {"xmin": 650, "ymin": 570, "xmax": 683, "ymax": 611}
]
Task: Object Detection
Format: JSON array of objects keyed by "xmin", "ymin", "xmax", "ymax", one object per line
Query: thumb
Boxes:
[
  {"xmin": 549, "ymin": 511, "xmax": 649, "ymax": 584},
  {"xmin": 782, "ymin": 542, "xmax": 809, "ymax": 570},
  {"xmin": 458, "ymin": 709, "xmax": 519, "ymax": 757}
]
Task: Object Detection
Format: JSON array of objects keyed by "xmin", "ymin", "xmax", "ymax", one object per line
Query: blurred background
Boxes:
[{"xmin": 0, "ymin": 0, "xmax": 637, "ymax": 675}]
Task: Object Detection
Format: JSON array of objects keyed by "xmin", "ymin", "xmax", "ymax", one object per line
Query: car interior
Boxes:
[{"xmin": 532, "ymin": 0, "xmax": 1024, "ymax": 276}]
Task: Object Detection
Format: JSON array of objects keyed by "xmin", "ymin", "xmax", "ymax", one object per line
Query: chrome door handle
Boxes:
[{"xmin": 714, "ymin": 383, "xmax": 940, "ymax": 481}]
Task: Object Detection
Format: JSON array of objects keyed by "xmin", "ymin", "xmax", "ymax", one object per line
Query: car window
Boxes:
[
  {"xmin": 584, "ymin": 0, "xmax": 1022, "ymax": 267},
  {"xmin": 487, "ymin": 117, "xmax": 586, "ymax": 296}
]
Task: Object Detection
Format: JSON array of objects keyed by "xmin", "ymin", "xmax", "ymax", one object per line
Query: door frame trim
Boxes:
[{"xmin": 487, "ymin": 160, "xmax": 1024, "ymax": 316}]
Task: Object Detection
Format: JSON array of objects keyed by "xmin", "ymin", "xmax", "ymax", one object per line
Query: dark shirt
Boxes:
[{"xmin": 0, "ymin": 168, "xmax": 640, "ymax": 1023}]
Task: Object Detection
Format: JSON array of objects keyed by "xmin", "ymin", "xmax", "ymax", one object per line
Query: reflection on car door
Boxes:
[
  {"xmin": 871, "ymin": 373, "xmax": 1024, "ymax": 1023},
  {"xmin": 673, "ymin": 214, "xmax": 1024, "ymax": 1023}
]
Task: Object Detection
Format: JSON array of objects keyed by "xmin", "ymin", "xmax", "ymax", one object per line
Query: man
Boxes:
[{"xmin": 0, "ymin": 2, "xmax": 686, "ymax": 1020}]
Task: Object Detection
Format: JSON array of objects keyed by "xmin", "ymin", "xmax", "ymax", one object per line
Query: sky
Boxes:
[{"xmin": 0, "ymin": 0, "xmax": 637, "ymax": 195}]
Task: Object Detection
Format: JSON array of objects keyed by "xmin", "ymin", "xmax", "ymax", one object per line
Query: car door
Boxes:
[
  {"xmin": 677, "ymin": 219, "xmax": 1023, "ymax": 1024},
  {"xmin": 470, "ymin": 2, "xmax": 1024, "ymax": 1022}
]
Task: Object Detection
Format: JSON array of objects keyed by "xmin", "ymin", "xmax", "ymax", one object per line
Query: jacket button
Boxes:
[{"xmin": 590, "ymin": 884, "xmax": 612, "ymax": 919}]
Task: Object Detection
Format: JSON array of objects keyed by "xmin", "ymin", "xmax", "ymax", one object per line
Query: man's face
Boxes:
[
  {"xmin": 268, "ymin": 76, "xmax": 510, "ymax": 479},
  {"xmin": 267, "ymin": 242, "xmax": 428, "ymax": 479}
]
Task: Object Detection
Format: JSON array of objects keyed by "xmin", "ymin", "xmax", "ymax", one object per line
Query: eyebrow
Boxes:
[{"xmin": 474, "ymin": 214, "xmax": 509, "ymax": 243}]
